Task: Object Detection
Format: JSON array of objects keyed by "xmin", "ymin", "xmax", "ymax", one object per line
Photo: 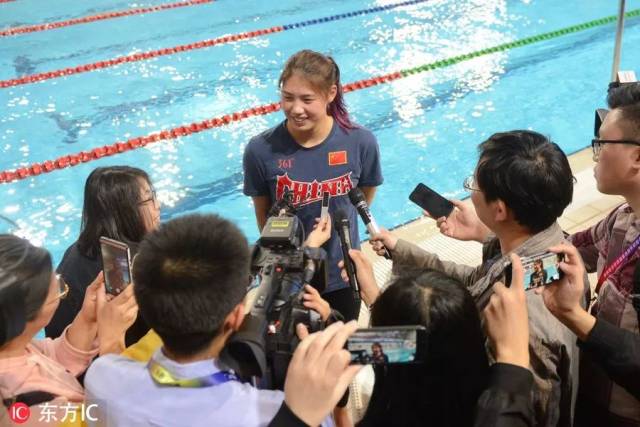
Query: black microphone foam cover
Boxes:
[
  {"xmin": 348, "ymin": 188, "xmax": 365, "ymax": 206},
  {"xmin": 333, "ymin": 208, "xmax": 348, "ymax": 226}
]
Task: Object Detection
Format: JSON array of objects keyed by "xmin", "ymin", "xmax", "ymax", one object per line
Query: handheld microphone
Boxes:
[
  {"xmin": 334, "ymin": 209, "xmax": 360, "ymax": 302},
  {"xmin": 348, "ymin": 188, "xmax": 392, "ymax": 260}
]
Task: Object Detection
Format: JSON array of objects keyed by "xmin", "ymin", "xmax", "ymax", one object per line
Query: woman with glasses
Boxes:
[
  {"xmin": 45, "ymin": 166, "xmax": 160, "ymax": 346},
  {"xmin": 0, "ymin": 234, "xmax": 137, "ymax": 413}
]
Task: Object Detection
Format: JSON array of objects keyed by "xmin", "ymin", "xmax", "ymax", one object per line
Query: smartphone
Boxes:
[
  {"xmin": 321, "ymin": 191, "xmax": 330, "ymax": 220},
  {"xmin": 504, "ymin": 251, "xmax": 565, "ymax": 290},
  {"xmin": 99, "ymin": 237, "xmax": 132, "ymax": 295},
  {"xmin": 409, "ymin": 183, "xmax": 454, "ymax": 219},
  {"xmin": 346, "ymin": 326, "xmax": 426, "ymax": 365}
]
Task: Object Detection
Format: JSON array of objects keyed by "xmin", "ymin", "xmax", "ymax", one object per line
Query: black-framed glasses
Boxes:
[
  {"xmin": 591, "ymin": 139, "xmax": 640, "ymax": 159},
  {"xmin": 138, "ymin": 188, "xmax": 157, "ymax": 205},
  {"xmin": 463, "ymin": 175, "xmax": 480, "ymax": 192}
]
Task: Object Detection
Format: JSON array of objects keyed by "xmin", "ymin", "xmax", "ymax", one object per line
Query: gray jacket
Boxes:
[{"xmin": 391, "ymin": 222, "xmax": 582, "ymax": 427}]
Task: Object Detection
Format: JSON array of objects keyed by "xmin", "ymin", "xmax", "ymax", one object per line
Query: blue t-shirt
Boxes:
[{"xmin": 243, "ymin": 120, "xmax": 383, "ymax": 293}]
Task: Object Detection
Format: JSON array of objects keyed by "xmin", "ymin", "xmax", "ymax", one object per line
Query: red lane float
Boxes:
[
  {"xmin": 0, "ymin": 0, "xmax": 214, "ymax": 37},
  {"xmin": 0, "ymin": 72, "xmax": 405, "ymax": 183},
  {"xmin": 0, "ymin": 26, "xmax": 285, "ymax": 88}
]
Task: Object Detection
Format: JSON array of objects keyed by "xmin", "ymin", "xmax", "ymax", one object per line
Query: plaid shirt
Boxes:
[{"xmin": 571, "ymin": 203, "xmax": 640, "ymax": 424}]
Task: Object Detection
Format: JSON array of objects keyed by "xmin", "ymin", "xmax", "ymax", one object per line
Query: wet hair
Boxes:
[
  {"xmin": 359, "ymin": 270, "xmax": 489, "ymax": 427},
  {"xmin": 607, "ymin": 83, "xmax": 640, "ymax": 139},
  {"xmin": 279, "ymin": 49, "xmax": 354, "ymax": 131},
  {"xmin": 476, "ymin": 130, "xmax": 574, "ymax": 233},
  {"xmin": 77, "ymin": 166, "xmax": 152, "ymax": 258},
  {"xmin": 132, "ymin": 214, "xmax": 250, "ymax": 357},
  {"xmin": 0, "ymin": 235, "xmax": 52, "ymax": 322}
]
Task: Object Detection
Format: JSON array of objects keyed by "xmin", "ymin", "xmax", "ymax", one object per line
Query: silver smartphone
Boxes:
[{"xmin": 99, "ymin": 236, "xmax": 132, "ymax": 295}]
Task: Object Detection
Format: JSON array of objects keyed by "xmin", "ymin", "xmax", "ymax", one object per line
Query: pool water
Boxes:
[{"xmin": 1, "ymin": 0, "xmax": 639, "ymax": 264}]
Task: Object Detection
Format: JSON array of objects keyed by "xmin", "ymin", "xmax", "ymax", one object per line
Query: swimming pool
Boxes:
[{"xmin": 1, "ymin": 0, "xmax": 639, "ymax": 264}]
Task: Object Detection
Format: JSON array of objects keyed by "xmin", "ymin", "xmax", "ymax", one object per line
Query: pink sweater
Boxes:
[{"xmin": 0, "ymin": 326, "xmax": 98, "ymax": 404}]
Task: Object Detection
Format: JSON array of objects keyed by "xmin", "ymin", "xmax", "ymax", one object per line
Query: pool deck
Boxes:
[{"xmin": 355, "ymin": 146, "xmax": 624, "ymax": 324}]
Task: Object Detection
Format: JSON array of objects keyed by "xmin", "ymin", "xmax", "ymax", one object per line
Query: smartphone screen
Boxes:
[
  {"xmin": 346, "ymin": 326, "xmax": 425, "ymax": 365},
  {"xmin": 99, "ymin": 237, "xmax": 132, "ymax": 295},
  {"xmin": 321, "ymin": 192, "xmax": 330, "ymax": 220},
  {"xmin": 505, "ymin": 252, "xmax": 564, "ymax": 290},
  {"xmin": 409, "ymin": 183, "xmax": 454, "ymax": 219}
]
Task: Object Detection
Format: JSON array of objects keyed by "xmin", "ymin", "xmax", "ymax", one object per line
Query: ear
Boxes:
[
  {"xmin": 326, "ymin": 84, "xmax": 337, "ymax": 104},
  {"xmin": 492, "ymin": 199, "xmax": 509, "ymax": 223},
  {"xmin": 222, "ymin": 301, "xmax": 246, "ymax": 334}
]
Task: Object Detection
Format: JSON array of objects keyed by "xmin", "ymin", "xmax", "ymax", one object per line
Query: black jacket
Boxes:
[{"xmin": 45, "ymin": 241, "xmax": 148, "ymax": 346}]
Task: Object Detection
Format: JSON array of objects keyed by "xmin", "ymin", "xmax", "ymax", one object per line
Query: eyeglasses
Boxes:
[
  {"xmin": 45, "ymin": 274, "xmax": 69, "ymax": 305},
  {"xmin": 463, "ymin": 175, "xmax": 480, "ymax": 192},
  {"xmin": 138, "ymin": 188, "xmax": 157, "ymax": 206},
  {"xmin": 591, "ymin": 138, "xmax": 640, "ymax": 160}
]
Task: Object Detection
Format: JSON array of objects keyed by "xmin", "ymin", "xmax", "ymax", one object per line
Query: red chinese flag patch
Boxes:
[{"xmin": 328, "ymin": 151, "xmax": 347, "ymax": 166}]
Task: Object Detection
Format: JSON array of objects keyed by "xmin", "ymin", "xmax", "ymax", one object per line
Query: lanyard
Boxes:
[
  {"xmin": 595, "ymin": 234, "xmax": 640, "ymax": 295},
  {"xmin": 148, "ymin": 360, "xmax": 238, "ymax": 388}
]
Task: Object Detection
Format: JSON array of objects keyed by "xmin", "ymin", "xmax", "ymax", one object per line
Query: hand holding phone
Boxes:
[
  {"xmin": 99, "ymin": 237, "xmax": 132, "ymax": 295},
  {"xmin": 409, "ymin": 183, "xmax": 454, "ymax": 219}
]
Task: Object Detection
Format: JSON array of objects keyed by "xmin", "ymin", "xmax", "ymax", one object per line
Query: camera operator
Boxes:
[
  {"xmin": 0, "ymin": 235, "xmax": 136, "ymax": 419},
  {"xmin": 84, "ymin": 214, "xmax": 335, "ymax": 427}
]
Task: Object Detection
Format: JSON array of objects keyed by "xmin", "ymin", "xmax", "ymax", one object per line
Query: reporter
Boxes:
[
  {"xmin": 46, "ymin": 166, "xmax": 158, "ymax": 345},
  {"xmin": 537, "ymin": 243, "xmax": 640, "ymax": 400},
  {"xmin": 0, "ymin": 235, "xmax": 136, "ymax": 412}
]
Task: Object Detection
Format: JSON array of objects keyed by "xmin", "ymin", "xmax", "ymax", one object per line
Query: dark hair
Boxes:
[
  {"xmin": 279, "ymin": 49, "xmax": 354, "ymax": 131},
  {"xmin": 77, "ymin": 166, "xmax": 152, "ymax": 258},
  {"xmin": 607, "ymin": 83, "xmax": 640, "ymax": 139},
  {"xmin": 0, "ymin": 235, "xmax": 52, "ymax": 322},
  {"xmin": 359, "ymin": 270, "xmax": 489, "ymax": 427},
  {"xmin": 476, "ymin": 130, "xmax": 573, "ymax": 233},
  {"xmin": 607, "ymin": 82, "xmax": 640, "ymax": 109},
  {"xmin": 132, "ymin": 214, "xmax": 250, "ymax": 357}
]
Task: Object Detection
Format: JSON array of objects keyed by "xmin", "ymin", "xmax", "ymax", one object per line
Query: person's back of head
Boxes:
[
  {"xmin": 0, "ymin": 234, "xmax": 52, "ymax": 346},
  {"xmin": 476, "ymin": 130, "xmax": 573, "ymax": 233},
  {"xmin": 132, "ymin": 214, "xmax": 249, "ymax": 359},
  {"xmin": 78, "ymin": 166, "xmax": 155, "ymax": 258},
  {"xmin": 358, "ymin": 270, "xmax": 489, "ymax": 427}
]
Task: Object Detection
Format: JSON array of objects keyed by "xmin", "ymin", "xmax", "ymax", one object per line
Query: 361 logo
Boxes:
[{"xmin": 8, "ymin": 402, "xmax": 30, "ymax": 424}]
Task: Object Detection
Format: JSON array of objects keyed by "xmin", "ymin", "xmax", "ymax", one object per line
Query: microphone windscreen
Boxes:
[
  {"xmin": 333, "ymin": 208, "xmax": 348, "ymax": 225},
  {"xmin": 348, "ymin": 188, "xmax": 365, "ymax": 205}
]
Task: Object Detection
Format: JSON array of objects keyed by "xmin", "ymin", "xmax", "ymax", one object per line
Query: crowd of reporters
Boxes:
[{"xmin": 1, "ymin": 72, "xmax": 640, "ymax": 427}]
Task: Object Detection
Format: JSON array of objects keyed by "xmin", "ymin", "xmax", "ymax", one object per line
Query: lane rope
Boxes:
[
  {"xmin": 1, "ymin": 0, "xmax": 214, "ymax": 37},
  {"xmin": 1, "ymin": 9, "xmax": 639, "ymax": 184},
  {"xmin": 0, "ymin": 0, "xmax": 428, "ymax": 88}
]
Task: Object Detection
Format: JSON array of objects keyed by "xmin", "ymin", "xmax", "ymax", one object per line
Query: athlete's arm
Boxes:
[
  {"xmin": 252, "ymin": 196, "xmax": 272, "ymax": 231},
  {"xmin": 359, "ymin": 186, "xmax": 377, "ymax": 206}
]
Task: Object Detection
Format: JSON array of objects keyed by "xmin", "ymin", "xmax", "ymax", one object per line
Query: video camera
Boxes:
[{"xmin": 221, "ymin": 190, "xmax": 328, "ymax": 390}]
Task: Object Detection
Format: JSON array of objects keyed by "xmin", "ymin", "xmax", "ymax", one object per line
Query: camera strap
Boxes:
[
  {"xmin": 147, "ymin": 361, "xmax": 239, "ymax": 388},
  {"xmin": 592, "ymin": 234, "xmax": 640, "ymax": 307}
]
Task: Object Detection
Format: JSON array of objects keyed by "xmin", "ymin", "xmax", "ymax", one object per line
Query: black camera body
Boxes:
[{"xmin": 222, "ymin": 191, "xmax": 327, "ymax": 390}]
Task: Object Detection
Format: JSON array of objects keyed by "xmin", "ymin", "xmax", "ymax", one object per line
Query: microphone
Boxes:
[
  {"xmin": 334, "ymin": 209, "xmax": 360, "ymax": 302},
  {"xmin": 348, "ymin": 188, "xmax": 392, "ymax": 260}
]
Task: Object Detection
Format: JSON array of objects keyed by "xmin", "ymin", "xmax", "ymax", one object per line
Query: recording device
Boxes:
[
  {"xmin": 321, "ymin": 191, "xmax": 330, "ymax": 220},
  {"xmin": 409, "ymin": 183, "xmax": 454, "ymax": 219},
  {"xmin": 347, "ymin": 326, "xmax": 426, "ymax": 365},
  {"xmin": 504, "ymin": 251, "xmax": 565, "ymax": 290},
  {"xmin": 334, "ymin": 209, "xmax": 360, "ymax": 302},
  {"xmin": 348, "ymin": 188, "xmax": 392, "ymax": 260},
  {"xmin": 222, "ymin": 189, "xmax": 328, "ymax": 390},
  {"xmin": 99, "ymin": 237, "xmax": 132, "ymax": 295}
]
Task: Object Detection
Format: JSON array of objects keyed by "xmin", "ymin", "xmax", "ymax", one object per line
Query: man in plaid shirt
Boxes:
[{"xmin": 570, "ymin": 83, "xmax": 640, "ymax": 427}]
